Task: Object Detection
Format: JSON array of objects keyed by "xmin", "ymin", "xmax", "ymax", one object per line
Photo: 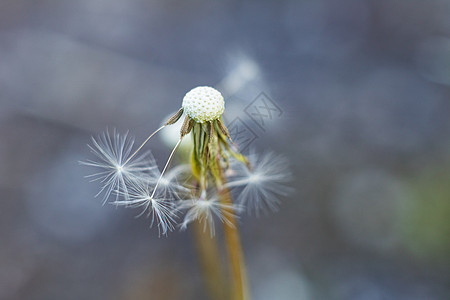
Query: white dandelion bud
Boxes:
[{"xmin": 182, "ymin": 86, "xmax": 225, "ymax": 123}]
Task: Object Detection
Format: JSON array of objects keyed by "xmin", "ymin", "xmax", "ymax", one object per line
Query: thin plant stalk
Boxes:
[
  {"xmin": 217, "ymin": 164, "xmax": 250, "ymax": 300},
  {"xmin": 220, "ymin": 188, "xmax": 249, "ymax": 300},
  {"xmin": 192, "ymin": 220, "xmax": 228, "ymax": 300}
]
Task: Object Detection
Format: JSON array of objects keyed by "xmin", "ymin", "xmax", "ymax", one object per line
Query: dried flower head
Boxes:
[
  {"xmin": 82, "ymin": 86, "xmax": 290, "ymax": 235},
  {"xmin": 182, "ymin": 86, "xmax": 225, "ymax": 123}
]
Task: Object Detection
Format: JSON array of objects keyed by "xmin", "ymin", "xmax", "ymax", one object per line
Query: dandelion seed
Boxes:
[
  {"xmin": 80, "ymin": 129, "xmax": 157, "ymax": 203},
  {"xmin": 226, "ymin": 151, "xmax": 291, "ymax": 215},
  {"xmin": 113, "ymin": 179, "xmax": 178, "ymax": 236},
  {"xmin": 179, "ymin": 192, "xmax": 238, "ymax": 237}
]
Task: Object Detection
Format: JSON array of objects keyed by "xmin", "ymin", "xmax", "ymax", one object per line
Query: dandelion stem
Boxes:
[
  {"xmin": 193, "ymin": 220, "xmax": 228, "ymax": 300},
  {"xmin": 124, "ymin": 125, "xmax": 165, "ymax": 165},
  {"xmin": 217, "ymin": 168, "xmax": 250, "ymax": 300}
]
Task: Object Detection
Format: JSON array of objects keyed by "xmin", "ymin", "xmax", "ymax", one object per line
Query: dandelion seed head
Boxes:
[{"xmin": 182, "ymin": 86, "xmax": 225, "ymax": 123}]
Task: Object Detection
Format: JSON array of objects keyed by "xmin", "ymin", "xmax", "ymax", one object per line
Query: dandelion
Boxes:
[{"xmin": 82, "ymin": 86, "xmax": 291, "ymax": 300}]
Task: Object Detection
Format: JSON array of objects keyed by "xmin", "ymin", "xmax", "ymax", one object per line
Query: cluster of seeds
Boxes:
[
  {"xmin": 83, "ymin": 86, "xmax": 290, "ymax": 236},
  {"xmin": 182, "ymin": 86, "xmax": 225, "ymax": 123}
]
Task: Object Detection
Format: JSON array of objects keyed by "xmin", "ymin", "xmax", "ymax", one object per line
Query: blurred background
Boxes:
[{"xmin": 1, "ymin": 0, "xmax": 450, "ymax": 299}]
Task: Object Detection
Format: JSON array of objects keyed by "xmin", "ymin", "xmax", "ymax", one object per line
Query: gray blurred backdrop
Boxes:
[{"xmin": 1, "ymin": 0, "xmax": 450, "ymax": 299}]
